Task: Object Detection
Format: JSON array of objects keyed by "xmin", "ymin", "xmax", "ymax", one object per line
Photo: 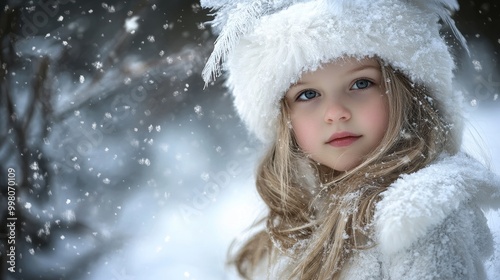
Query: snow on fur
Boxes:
[{"xmin": 375, "ymin": 153, "xmax": 500, "ymax": 256}]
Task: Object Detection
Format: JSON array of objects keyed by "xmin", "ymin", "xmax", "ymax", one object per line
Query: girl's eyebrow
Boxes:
[
  {"xmin": 290, "ymin": 81, "xmax": 306, "ymax": 88},
  {"xmin": 347, "ymin": 64, "xmax": 380, "ymax": 74},
  {"xmin": 290, "ymin": 64, "xmax": 380, "ymax": 88},
  {"xmin": 289, "ymin": 64, "xmax": 380, "ymax": 89}
]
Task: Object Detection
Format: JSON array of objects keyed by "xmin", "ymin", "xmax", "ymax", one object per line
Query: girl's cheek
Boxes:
[
  {"xmin": 292, "ymin": 118, "xmax": 317, "ymax": 149},
  {"xmin": 365, "ymin": 107, "xmax": 385, "ymax": 122},
  {"xmin": 364, "ymin": 100, "xmax": 389, "ymax": 130}
]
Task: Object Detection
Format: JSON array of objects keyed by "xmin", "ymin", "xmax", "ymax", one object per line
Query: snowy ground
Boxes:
[{"xmin": 90, "ymin": 106, "xmax": 500, "ymax": 280}]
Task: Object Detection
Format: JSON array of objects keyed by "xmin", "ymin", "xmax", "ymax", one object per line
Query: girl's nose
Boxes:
[{"xmin": 324, "ymin": 101, "xmax": 351, "ymax": 123}]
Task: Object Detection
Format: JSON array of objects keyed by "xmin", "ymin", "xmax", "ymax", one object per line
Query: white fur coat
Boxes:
[{"xmin": 263, "ymin": 153, "xmax": 500, "ymax": 279}]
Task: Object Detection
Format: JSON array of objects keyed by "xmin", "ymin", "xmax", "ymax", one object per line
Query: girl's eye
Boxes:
[
  {"xmin": 297, "ymin": 89, "xmax": 320, "ymax": 101},
  {"xmin": 351, "ymin": 79, "xmax": 373, "ymax": 90}
]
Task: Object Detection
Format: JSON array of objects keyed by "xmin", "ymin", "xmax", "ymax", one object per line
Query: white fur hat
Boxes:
[{"xmin": 201, "ymin": 0, "xmax": 467, "ymax": 144}]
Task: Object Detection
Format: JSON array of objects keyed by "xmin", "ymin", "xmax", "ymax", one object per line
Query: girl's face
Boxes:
[{"xmin": 285, "ymin": 57, "xmax": 389, "ymax": 171}]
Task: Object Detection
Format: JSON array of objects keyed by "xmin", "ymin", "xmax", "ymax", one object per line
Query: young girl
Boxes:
[{"xmin": 201, "ymin": 0, "xmax": 500, "ymax": 279}]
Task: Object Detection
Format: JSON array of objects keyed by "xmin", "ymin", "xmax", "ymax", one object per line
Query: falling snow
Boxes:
[
  {"xmin": 92, "ymin": 61, "xmax": 103, "ymax": 69},
  {"xmin": 125, "ymin": 16, "xmax": 140, "ymax": 33},
  {"xmin": 194, "ymin": 105, "xmax": 203, "ymax": 116},
  {"xmin": 2, "ymin": 2, "xmax": 498, "ymax": 280},
  {"xmin": 138, "ymin": 158, "xmax": 151, "ymax": 166},
  {"xmin": 472, "ymin": 60, "xmax": 483, "ymax": 72}
]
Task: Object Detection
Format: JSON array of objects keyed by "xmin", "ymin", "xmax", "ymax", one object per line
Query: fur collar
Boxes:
[{"xmin": 374, "ymin": 153, "xmax": 500, "ymax": 256}]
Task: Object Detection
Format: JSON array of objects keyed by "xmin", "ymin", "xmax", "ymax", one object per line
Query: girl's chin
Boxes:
[
  {"xmin": 320, "ymin": 163, "xmax": 358, "ymax": 173},
  {"xmin": 318, "ymin": 158, "xmax": 363, "ymax": 172}
]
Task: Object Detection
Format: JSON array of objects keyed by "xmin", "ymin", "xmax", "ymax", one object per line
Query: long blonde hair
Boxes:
[{"xmin": 230, "ymin": 60, "xmax": 459, "ymax": 279}]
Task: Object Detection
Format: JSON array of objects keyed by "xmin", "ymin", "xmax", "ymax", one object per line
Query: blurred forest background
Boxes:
[{"xmin": 0, "ymin": 0, "xmax": 499, "ymax": 279}]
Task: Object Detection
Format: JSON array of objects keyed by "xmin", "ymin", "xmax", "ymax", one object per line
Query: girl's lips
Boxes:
[{"xmin": 327, "ymin": 132, "xmax": 361, "ymax": 147}]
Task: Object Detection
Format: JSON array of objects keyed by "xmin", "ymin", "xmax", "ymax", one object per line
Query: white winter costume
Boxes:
[
  {"xmin": 260, "ymin": 153, "xmax": 500, "ymax": 280},
  {"xmin": 340, "ymin": 153, "xmax": 500, "ymax": 279}
]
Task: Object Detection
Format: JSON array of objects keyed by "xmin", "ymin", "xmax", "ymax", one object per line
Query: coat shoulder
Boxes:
[{"xmin": 374, "ymin": 153, "xmax": 500, "ymax": 256}]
